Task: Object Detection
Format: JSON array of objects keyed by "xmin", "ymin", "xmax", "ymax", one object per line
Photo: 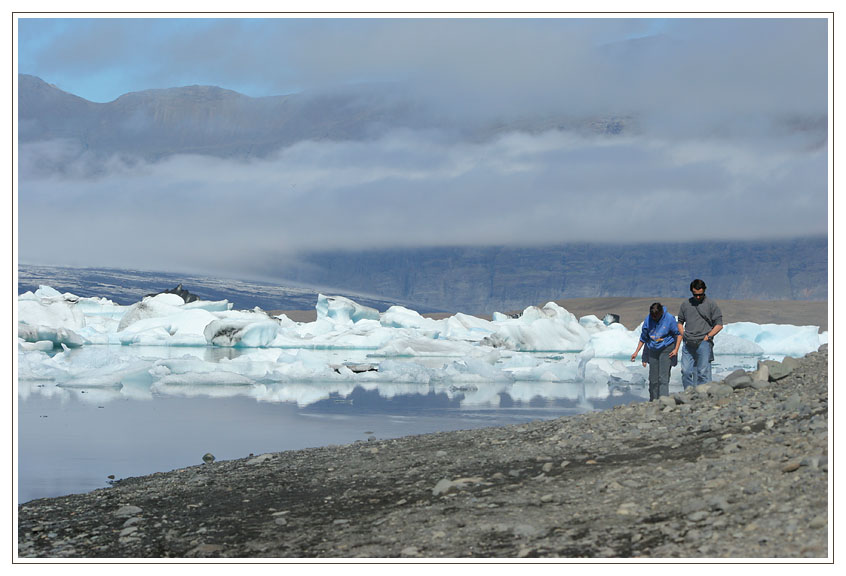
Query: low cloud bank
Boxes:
[{"xmin": 18, "ymin": 123, "xmax": 827, "ymax": 279}]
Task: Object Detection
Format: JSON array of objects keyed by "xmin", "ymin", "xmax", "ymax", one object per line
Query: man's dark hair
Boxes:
[
  {"xmin": 690, "ymin": 279, "xmax": 707, "ymax": 291},
  {"xmin": 649, "ymin": 302, "xmax": 663, "ymax": 317}
]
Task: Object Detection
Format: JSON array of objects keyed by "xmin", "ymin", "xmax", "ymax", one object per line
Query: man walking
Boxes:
[{"xmin": 677, "ymin": 279, "xmax": 723, "ymax": 389}]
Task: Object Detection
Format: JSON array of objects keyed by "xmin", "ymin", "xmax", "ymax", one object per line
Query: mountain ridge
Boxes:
[{"xmin": 18, "ymin": 73, "xmax": 636, "ymax": 165}]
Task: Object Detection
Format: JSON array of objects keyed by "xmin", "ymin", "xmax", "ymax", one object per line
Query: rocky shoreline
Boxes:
[{"xmin": 18, "ymin": 346, "xmax": 829, "ymax": 559}]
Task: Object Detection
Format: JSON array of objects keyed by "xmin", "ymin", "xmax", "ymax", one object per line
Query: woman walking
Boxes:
[{"xmin": 631, "ymin": 302, "xmax": 682, "ymax": 401}]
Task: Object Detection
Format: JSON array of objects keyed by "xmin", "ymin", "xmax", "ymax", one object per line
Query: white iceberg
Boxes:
[{"xmin": 17, "ymin": 285, "xmax": 827, "ymax": 408}]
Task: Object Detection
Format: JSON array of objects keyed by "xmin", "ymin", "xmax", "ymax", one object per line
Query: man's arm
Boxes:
[
  {"xmin": 704, "ymin": 302, "xmax": 723, "ymax": 342},
  {"xmin": 703, "ymin": 324, "xmax": 723, "ymax": 342}
]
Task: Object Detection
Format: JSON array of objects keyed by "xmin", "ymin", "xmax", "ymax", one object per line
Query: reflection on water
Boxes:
[
  {"xmin": 18, "ymin": 379, "xmax": 645, "ymax": 504},
  {"xmin": 18, "ymin": 347, "xmax": 766, "ymax": 503}
]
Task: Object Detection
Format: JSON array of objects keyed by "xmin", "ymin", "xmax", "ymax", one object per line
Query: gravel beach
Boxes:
[{"xmin": 17, "ymin": 345, "xmax": 829, "ymax": 559}]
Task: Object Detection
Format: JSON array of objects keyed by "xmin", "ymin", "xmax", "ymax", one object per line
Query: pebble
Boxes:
[{"xmin": 114, "ymin": 505, "xmax": 142, "ymax": 518}]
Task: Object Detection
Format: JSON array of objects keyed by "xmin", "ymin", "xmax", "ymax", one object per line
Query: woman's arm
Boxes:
[
  {"xmin": 670, "ymin": 333, "xmax": 682, "ymax": 358},
  {"xmin": 631, "ymin": 340, "xmax": 644, "ymax": 362}
]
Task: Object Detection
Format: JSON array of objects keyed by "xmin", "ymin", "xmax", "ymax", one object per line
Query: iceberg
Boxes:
[
  {"xmin": 17, "ymin": 286, "xmax": 827, "ymax": 408},
  {"xmin": 722, "ymin": 322, "xmax": 825, "ymax": 357}
]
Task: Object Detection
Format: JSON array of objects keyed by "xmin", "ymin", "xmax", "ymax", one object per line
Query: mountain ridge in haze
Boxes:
[{"xmin": 18, "ymin": 73, "xmax": 636, "ymax": 167}]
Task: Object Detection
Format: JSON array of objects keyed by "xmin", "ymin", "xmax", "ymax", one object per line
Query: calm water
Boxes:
[
  {"xmin": 18, "ymin": 343, "xmax": 767, "ymax": 504},
  {"xmin": 18, "ymin": 363, "xmax": 656, "ymax": 503}
]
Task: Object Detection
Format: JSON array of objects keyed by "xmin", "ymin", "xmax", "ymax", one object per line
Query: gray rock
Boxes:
[
  {"xmin": 724, "ymin": 370, "xmax": 753, "ymax": 389},
  {"xmin": 658, "ymin": 396, "xmax": 678, "ymax": 408},
  {"xmin": 708, "ymin": 496, "xmax": 730, "ymax": 513},
  {"xmin": 763, "ymin": 360, "xmax": 794, "ymax": 381},
  {"xmin": 114, "ymin": 505, "xmax": 142, "ymax": 518},
  {"xmin": 751, "ymin": 379, "xmax": 770, "ymax": 390},
  {"xmin": 783, "ymin": 394, "xmax": 803, "ymax": 412},
  {"xmin": 752, "ymin": 362, "xmax": 770, "ymax": 382},
  {"xmin": 681, "ymin": 498, "xmax": 709, "ymax": 515},
  {"xmin": 710, "ymin": 384, "xmax": 734, "ymax": 398},
  {"xmin": 687, "ymin": 510, "xmax": 710, "ymax": 522},
  {"xmin": 694, "ymin": 383, "xmax": 715, "ymax": 395},
  {"xmin": 432, "ymin": 479, "xmax": 454, "ymax": 496},
  {"xmin": 781, "ymin": 356, "xmax": 801, "ymax": 373},
  {"xmin": 246, "ymin": 454, "xmax": 273, "ymax": 465}
]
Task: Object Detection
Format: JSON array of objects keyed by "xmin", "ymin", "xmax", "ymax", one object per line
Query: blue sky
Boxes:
[
  {"xmin": 19, "ymin": 16, "xmax": 824, "ymax": 107},
  {"xmin": 16, "ymin": 15, "xmax": 831, "ymax": 277}
]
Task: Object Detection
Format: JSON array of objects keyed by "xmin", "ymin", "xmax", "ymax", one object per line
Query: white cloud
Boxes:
[{"xmin": 18, "ymin": 125, "xmax": 827, "ymax": 277}]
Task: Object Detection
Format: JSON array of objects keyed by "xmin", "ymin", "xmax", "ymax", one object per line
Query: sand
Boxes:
[{"xmin": 271, "ymin": 298, "xmax": 828, "ymax": 332}]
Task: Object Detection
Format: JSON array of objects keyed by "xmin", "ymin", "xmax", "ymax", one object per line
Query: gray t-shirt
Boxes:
[{"xmin": 677, "ymin": 297, "xmax": 723, "ymax": 341}]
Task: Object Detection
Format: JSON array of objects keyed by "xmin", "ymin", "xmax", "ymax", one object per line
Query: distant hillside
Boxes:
[
  {"xmin": 16, "ymin": 264, "xmax": 426, "ymax": 313},
  {"xmin": 280, "ymin": 237, "xmax": 827, "ymax": 314},
  {"xmin": 18, "ymin": 237, "xmax": 828, "ymax": 317},
  {"xmin": 18, "ymin": 74, "xmax": 635, "ymax": 168}
]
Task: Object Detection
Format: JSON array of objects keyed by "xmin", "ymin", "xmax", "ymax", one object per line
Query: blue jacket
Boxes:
[{"xmin": 640, "ymin": 307, "xmax": 681, "ymax": 350}]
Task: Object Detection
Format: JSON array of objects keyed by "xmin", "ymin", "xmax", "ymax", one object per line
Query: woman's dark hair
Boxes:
[
  {"xmin": 690, "ymin": 279, "xmax": 707, "ymax": 291},
  {"xmin": 649, "ymin": 302, "xmax": 663, "ymax": 317}
]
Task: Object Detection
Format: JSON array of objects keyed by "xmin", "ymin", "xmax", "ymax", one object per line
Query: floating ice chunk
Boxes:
[
  {"xmin": 316, "ymin": 294, "xmax": 379, "ymax": 324},
  {"xmin": 18, "ymin": 289, "xmax": 88, "ymax": 348},
  {"xmin": 72, "ymin": 296, "xmax": 126, "ymax": 319},
  {"xmin": 151, "ymin": 371, "xmax": 257, "ymax": 398},
  {"xmin": 183, "ymin": 299, "xmax": 233, "ymax": 313},
  {"xmin": 380, "ymin": 306, "xmax": 440, "ymax": 333},
  {"xmin": 439, "ymin": 313, "xmax": 495, "ymax": 341},
  {"xmin": 578, "ymin": 346, "xmax": 596, "ymax": 381},
  {"xmin": 491, "ymin": 311, "xmax": 516, "ymax": 322},
  {"xmin": 374, "ymin": 359, "xmax": 433, "ymax": 384},
  {"xmin": 157, "ymin": 371, "xmax": 255, "ymax": 387},
  {"xmin": 579, "ymin": 315, "xmax": 608, "ymax": 335},
  {"xmin": 587, "ymin": 325, "xmax": 640, "ymax": 358},
  {"xmin": 586, "ymin": 358, "xmax": 647, "ymax": 386},
  {"xmin": 440, "ymin": 358, "xmax": 514, "ymax": 384},
  {"xmin": 505, "ymin": 357, "xmax": 580, "ymax": 382},
  {"xmin": 372, "ymin": 337, "xmax": 475, "ymax": 357},
  {"xmin": 204, "ymin": 315, "xmax": 282, "ymax": 347},
  {"xmin": 117, "ymin": 293, "xmax": 186, "ymax": 331},
  {"xmin": 483, "ymin": 303, "xmax": 590, "ymax": 352},
  {"xmin": 117, "ymin": 309, "xmax": 218, "ymax": 346},
  {"xmin": 18, "ymin": 324, "xmax": 87, "ymax": 348},
  {"xmin": 603, "ymin": 313, "xmax": 621, "ymax": 326},
  {"xmin": 18, "ymin": 339, "xmax": 55, "ymax": 352},
  {"xmin": 712, "ymin": 333, "xmax": 764, "ymax": 356},
  {"xmin": 273, "ymin": 320, "xmax": 394, "ymax": 350},
  {"xmin": 33, "ymin": 285, "xmax": 64, "ymax": 299},
  {"xmin": 722, "ymin": 322, "xmax": 822, "ymax": 356}
]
